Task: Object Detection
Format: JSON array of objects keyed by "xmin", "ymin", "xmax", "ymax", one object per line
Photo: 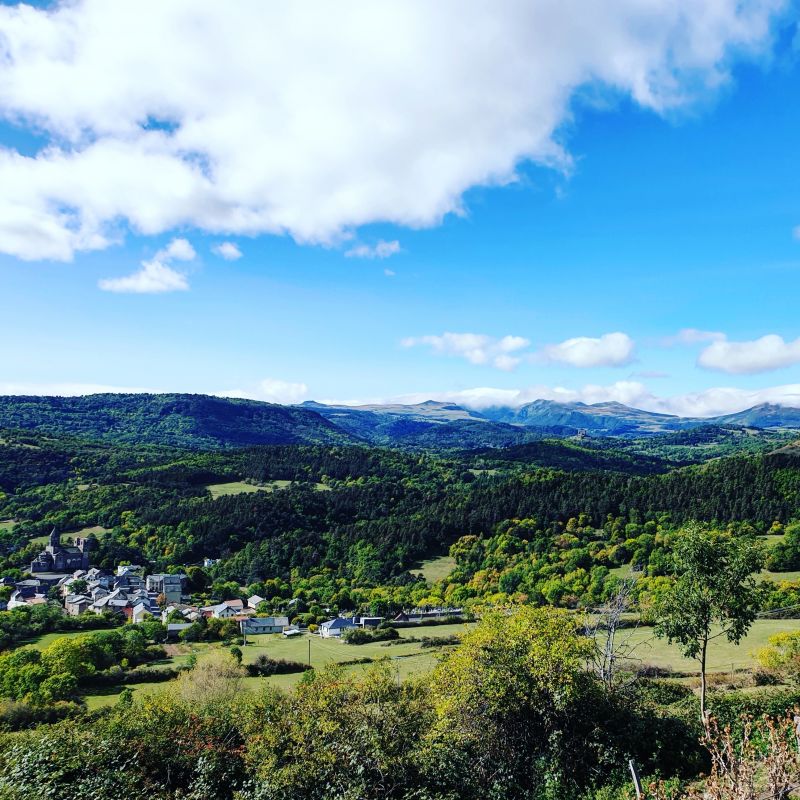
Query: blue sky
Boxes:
[{"xmin": 1, "ymin": 1, "xmax": 800, "ymax": 416}]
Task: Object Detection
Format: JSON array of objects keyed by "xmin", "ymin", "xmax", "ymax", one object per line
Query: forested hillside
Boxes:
[
  {"xmin": 0, "ymin": 394, "xmax": 354, "ymax": 449},
  {"xmin": 4, "ymin": 425, "xmax": 800, "ymax": 602}
]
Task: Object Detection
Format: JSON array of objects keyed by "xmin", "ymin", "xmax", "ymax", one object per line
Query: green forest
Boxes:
[{"xmin": 2, "ymin": 395, "xmax": 800, "ymax": 798}]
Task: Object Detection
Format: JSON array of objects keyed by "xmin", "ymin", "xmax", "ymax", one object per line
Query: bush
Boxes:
[
  {"xmin": 246, "ymin": 655, "xmax": 310, "ymax": 676},
  {"xmin": 0, "ymin": 699, "xmax": 83, "ymax": 732},
  {"xmin": 85, "ymin": 666, "xmax": 182, "ymax": 687},
  {"xmin": 390, "ymin": 614, "xmax": 471, "ymax": 629},
  {"xmin": 343, "ymin": 627, "xmax": 399, "ymax": 645},
  {"xmin": 419, "ymin": 634, "xmax": 460, "ymax": 648}
]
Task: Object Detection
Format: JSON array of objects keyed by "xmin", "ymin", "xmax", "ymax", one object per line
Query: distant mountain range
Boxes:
[
  {"xmin": 305, "ymin": 398, "xmax": 800, "ymax": 439},
  {"xmin": 0, "ymin": 393, "xmax": 799, "ymax": 450}
]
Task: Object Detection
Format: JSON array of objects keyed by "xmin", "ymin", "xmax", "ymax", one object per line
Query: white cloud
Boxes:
[
  {"xmin": 157, "ymin": 237, "xmax": 195, "ymax": 261},
  {"xmin": 345, "ymin": 240, "xmax": 401, "ymax": 259},
  {"xmin": 384, "ymin": 268, "xmax": 395, "ymax": 277},
  {"xmin": 402, "ymin": 332, "xmax": 530, "ymax": 371},
  {"xmin": 5, "ymin": 378, "xmax": 800, "ymax": 420},
  {"xmin": 538, "ymin": 332, "xmax": 635, "ymax": 367},
  {"xmin": 793, "ymin": 225, "xmax": 800, "ymax": 240},
  {"xmin": 387, "ymin": 380, "xmax": 653, "ymax": 410},
  {"xmin": 98, "ymin": 259, "xmax": 189, "ymax": 293},
  {"xmin": 661, "ymin": 328, "xmax": 726, "ymax": 346},
  {"xmin": 0, "ymin": 1, "xmax": 784, "ymax": 260},
  {"xmin": 213, "ymin": 241, "xmax": 242, "ymax": 260},
  {"xmin": 217, "ymin": 378, "xmax": 309, "ymax": 405},
  {"xmin": 698, "ymin": 333, "xmax": 800, "ymax": 374},
  {"xmin": 99, "ymin": 236, "xmax": 195, "ymax": 293},
  {"xmin": 381, "ymin": 380, "xmax": 800, "ymax": 417}
]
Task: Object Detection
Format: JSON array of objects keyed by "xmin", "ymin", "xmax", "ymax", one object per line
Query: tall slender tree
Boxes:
[{"xmin": 655, "ymin": 525, "xmax": 764, "ymax": 721}]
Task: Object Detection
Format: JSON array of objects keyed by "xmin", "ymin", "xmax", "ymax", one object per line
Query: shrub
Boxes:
[
  {"xmin": 246, "ymin": 655, "xmax": 310, "ymax": 676},
  {"xmin": 343, "ymin": 627, "xmax": 399, "ymax": 645}
]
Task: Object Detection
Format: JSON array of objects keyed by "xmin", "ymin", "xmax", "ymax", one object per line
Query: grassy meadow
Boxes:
[
  {"xmin": 206, "ymin": 480, "xmax": 329, "ymax": 498},
  {"xmin": 82, "ymin": 622, "xmax": 473, "ymax": 708},
  {"xmin": 413, "ymin": 554, "xmax": 456, "ymax": 582},
  {"xmin": 29, "ymin": 524, "xmax": 111, "ymax": 546},
  {"xmin": 77, "ymin": 615, "xmax": 800, "ymax": 710}
]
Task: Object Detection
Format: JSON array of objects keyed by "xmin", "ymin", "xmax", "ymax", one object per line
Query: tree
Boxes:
[
  {"xmin": 655, "ymin": 526, "xmax": 764, "ymax": 720},
  {"xmin": 426, "ymin": 606, "xmax": 594, "ymax": 798},
  {"xmin": 585, "ymin": 574, "xmax": 640, "ymax": 692}
]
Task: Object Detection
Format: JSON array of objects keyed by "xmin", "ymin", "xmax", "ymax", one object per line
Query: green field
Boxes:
[
  {"xmin": 75, "ymin": 617, "xmax": 800, "ymax": 709},
  {"xmin": 0, "ymin": 519, "xmax": 15, "ymax": 532},
  {"xmin": 21, "ymin": 629, "xmax": 111, "ymax": 651},
  {"xmin": 414, "ymin": 555, "xmax": 456, "ymax": 582},
  {"xmin": 763, "ymin": 569, "xmax": 800, "ymax": 583},
  {"xmin": 82, "ymin": 623, "xmax": 473, "ymax": 708},
  {"xmin": 609, "ymin": 618, "xmax": 800, "ymax": 673},
  {"xmin": 206, "ymin": 480, "xmax": 329, "ymax": 498},
  {"xmin": 29, "ymin": 525, "xmax": 111, "ymax": 546},
  {"xmin": 608, "ymin": 558, "xmax": 800, "ymax": 586}
]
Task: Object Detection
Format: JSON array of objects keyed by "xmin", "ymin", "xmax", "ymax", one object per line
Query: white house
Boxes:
[
  {"xmin": 240, "ymin": 615, "xmax": 290, "ymax": 635},
  {"xmin": 319, "ymin": 616, "xmax": 361, "ymax": 638},
  {"xmin": 203, "ymin": 602, "xmax": 239, "ymax": 619},
  {"xmin": 247, "ymin": 594, "xmax": 265, "ymax": 610},
  {"xmin": 130, "ymin": 601, "xmax": 159, "ymax": 624}
]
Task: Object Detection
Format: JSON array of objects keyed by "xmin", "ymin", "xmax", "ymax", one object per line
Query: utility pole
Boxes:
[
  {"xmin": 308, "ymin": 637, "xmax": 311, "ymax": 666},
  {"xmin": 628, "ymin": 760, "xmax": 643, "ymax": 800}
]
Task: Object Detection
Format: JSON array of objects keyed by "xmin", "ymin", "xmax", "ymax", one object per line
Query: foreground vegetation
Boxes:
[{"xmin": 1, "ymin": 608, "xmax": 798, "ymax": 800}]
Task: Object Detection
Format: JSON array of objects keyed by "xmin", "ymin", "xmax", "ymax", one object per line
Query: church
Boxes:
[{"xmin": 30, "ymin": 529, "xmax": 93, "ymax": 574}]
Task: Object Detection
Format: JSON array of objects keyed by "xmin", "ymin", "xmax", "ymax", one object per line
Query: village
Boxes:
[{"xmin": 1, "ymin": 529, "xmax": 465, "ymax": 644}]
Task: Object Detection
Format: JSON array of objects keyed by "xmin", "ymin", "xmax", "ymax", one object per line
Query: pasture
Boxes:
[
  {"xmin": 82, "ymin": 622, "xmax": 472, "ymax": 707},
  {"xmin": 206, "ymin": 480, "xmax": 329, "ymax": 498},
  {"xmin": 414, "ymin": 554, "xmax": 456, "ymax": 582},
  {"xmin": 29, "ymin": 525, "xmax": 111, "ymax": 546}
]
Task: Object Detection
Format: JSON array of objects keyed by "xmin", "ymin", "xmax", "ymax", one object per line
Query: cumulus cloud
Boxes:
[
  {"xmin": 538, "ymin": 332, "xmax": 635, "ymax": 367},
  {"xmin": 158, "ymin": 237, "xmax": 196, "ymax": 261},
  {"xmin": 384, "ymin": 380, "xmax": 800, "ymax": 417},
  {"xmin": 345, "ymin": 240, "xmax": 401, "ymax": 259},
  {"xmin": 0, "ymin": 0, "xmax": 784, "ymax": 260},
  {"xmin": 217, "ymin": 378, "xmax": 309, "ymax": 404},
  {"xmin": 213, "ymin": 241, "xmax": 242, "ymax": 260},
  {"xmin": 698, "ymin": 333, "xmax": 800, "ymax": 374},
  {"xmin": 98, "ymin": 236, "xmax": 195, "ymax": 293},
  {"xmin": 402, "ymin": 332, "xmax": 531, "ymax": 371}
]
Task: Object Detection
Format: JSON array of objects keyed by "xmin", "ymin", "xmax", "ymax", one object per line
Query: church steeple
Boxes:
[{"xmin": 48, "ymin": 528, "xmax": 60, "ymax": 549}]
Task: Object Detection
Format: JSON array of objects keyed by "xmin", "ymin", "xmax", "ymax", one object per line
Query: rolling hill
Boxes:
[
  {"xmin": 2, "ymin": 394, "xmax": 800, "ymax": 451},
  {"xmin": 0, "ymin": 394, "xmax": 355, "ymax": 449}
]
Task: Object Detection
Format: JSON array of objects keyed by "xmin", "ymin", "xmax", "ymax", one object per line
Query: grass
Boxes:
[
  {"xmin": 413, "ymin": 555, "xmax": 456, "ymax": 583},
  {"xmin": 610, "ymin": 618, "xmax": 800, "ymax": 673},
  {"xmin": 763, "ymin": 570, "xmax": 800, "ymax": 583},
  {"xmin": 0, "ymin": 519, "xmax": 15, "ymax": 532},
  {"xmin": 20, "ymin": 629, "xmax": 107, "ymax": 651},
  {"xmin": 79, "ymin": 618, "xmax": 795, "ymax": 708},
  {"xmin": 82, "ymin": 624, "xmax": 472, "ymax": 707},
  {"xmin": 29, "ymin": 525, "xmax": 111, "ymax": 546},
  {"xmin": 207, "ymin": 480, "xmax": 329, "ymax": 498}
]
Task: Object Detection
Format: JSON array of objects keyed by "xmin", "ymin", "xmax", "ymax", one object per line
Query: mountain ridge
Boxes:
[{"xmin": 1, "ymin": 393, "xmax": 799, "ymax": 450}]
